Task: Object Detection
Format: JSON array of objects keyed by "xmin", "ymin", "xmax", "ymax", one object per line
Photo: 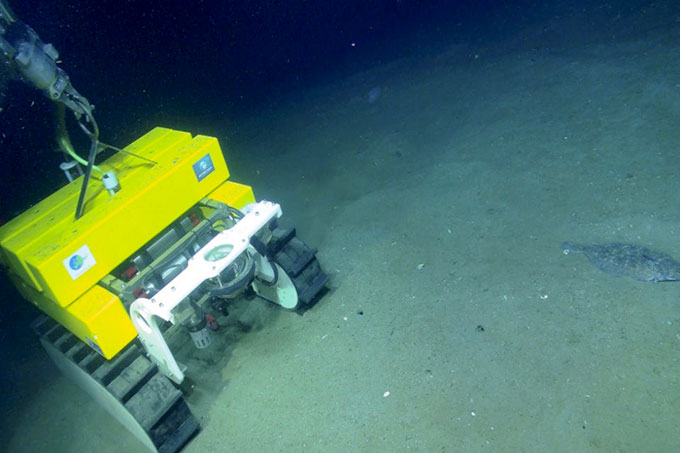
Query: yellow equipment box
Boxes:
[{"xmin": 0, "ymin": 127, "xmax": 250, "ymax": 358}]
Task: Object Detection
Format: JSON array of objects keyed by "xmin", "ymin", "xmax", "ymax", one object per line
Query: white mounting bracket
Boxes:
[{"xmin": 129, "ymin": 200, "xmax": 289, "ymax": 383}]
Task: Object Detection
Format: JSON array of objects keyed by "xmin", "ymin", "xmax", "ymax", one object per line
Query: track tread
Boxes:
[
  {"xmin": 125, "ymin": 374, "xmax": 183, "ymax": 431},
  {"xmin": 107, "ymin": 355, "xmax": 157, "ymax": 402},
  {"xmin": 35, "ymin": 316, "xmax": 199, "ymax": 453},
  {"xmin": 268, "ymin": 227, "xmax": 328, "ymax": 307}
]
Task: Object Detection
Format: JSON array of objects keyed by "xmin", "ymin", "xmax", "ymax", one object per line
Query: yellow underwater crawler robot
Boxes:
[
  {"xmin": 0, "ymin": 3, "xmax": 327, "ymax": 451},
  {"xmin": 0, "ymin": 127, "xmax": 328, "ymax": 452}
]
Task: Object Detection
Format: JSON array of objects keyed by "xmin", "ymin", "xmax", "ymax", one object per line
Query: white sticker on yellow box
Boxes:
[{"xmin": 63, "ymin": 244, "xmax": 96, "ymax": 280}]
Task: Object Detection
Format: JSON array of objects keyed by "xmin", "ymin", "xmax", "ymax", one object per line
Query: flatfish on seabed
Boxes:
[{"xmin": 562, "ymin": 242, "xmax": 680, "ymax": 282}]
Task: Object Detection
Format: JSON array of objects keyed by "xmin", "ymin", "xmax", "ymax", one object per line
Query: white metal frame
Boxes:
[{"xmin": 129, "ymin": 200, "xmax": 297, "ymax": 383}]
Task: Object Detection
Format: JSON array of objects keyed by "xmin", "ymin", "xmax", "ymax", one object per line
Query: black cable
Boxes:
[
  {"xmin": 73, "ymin": 101, "xmax": 99, "ymax": 219},
  {"xmin": 228, "ymin": 205, "xmax": 244, "ymax": 220},
  {"xmin": 74, "ymin": 136, "xmax": 97, "ymax": 219}
]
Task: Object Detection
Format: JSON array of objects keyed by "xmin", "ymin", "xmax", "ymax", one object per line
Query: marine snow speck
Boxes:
[{"xmin": 562, "ymin": 242, "xmax": 680, "ymax": 282}]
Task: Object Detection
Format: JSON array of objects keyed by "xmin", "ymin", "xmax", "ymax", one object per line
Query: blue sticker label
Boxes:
[{"xmin": 193, "ymin": 154, "xmax": 215, "ymax": 182}]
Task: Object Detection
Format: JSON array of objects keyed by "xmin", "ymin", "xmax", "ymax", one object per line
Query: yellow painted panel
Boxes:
[
  {"xmin": 207, "ymin": 180, "xmax": 256, "ymax": 209},
  {"xmin": 8, "ymin": 273, "xmax": 135, "ymax": 359},
  {"xmin": 0, "ymin": 128, "xmax": 188, "ymax": 292},
  {"xmin": 0, "ymin": 128, "xmax": 231, "ymax": 308},
  {"xmin": 67, "ymin": 285, "xmax": 137, "ymax": 359}
]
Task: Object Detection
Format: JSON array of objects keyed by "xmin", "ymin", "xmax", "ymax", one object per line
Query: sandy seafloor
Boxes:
[{"xmin": 3, "ymin": 4, "xmax": 680, "ymax": 452}]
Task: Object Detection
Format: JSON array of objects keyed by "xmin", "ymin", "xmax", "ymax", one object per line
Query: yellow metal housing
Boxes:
[
  {"xmin": 207, "ymin": 180, "xmax": 256, "ymax": 209},
  {"xmin": 0, "ymin": 128, "xmax": 254, "ymax": 359}
]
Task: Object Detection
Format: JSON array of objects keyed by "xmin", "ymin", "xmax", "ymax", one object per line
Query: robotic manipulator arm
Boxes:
[
  {"xmin": 0, "ymin": 0, "xmax": 93, "ymax": 120},
  {"xmin": 1, "ymin": 0, "xmax": 100, "ymax": 219}
]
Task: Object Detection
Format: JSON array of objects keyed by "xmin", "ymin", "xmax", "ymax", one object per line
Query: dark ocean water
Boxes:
[
  {"xmin": 1, "ymin": 0, "xmax": 667, "ymax": 216},
  {"xmin": 0, "ymin": 0, "xmax": 482, "ymax": 215}
]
